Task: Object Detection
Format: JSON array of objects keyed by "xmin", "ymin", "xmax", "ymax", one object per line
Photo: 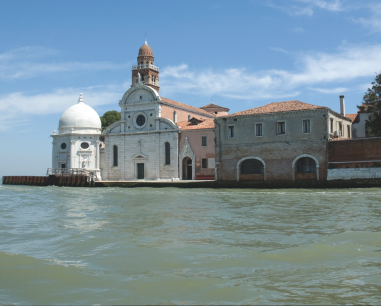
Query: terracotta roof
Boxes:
[
  {"xmin": 229, "ymin": 100, "xmax": 326, "ymax": 117},
  {"xmin": 345, "ymin": 113, "xmax": 359, "ymax": 123},
  {"xmin": 138, "ymin": 44, "xmax": 153, "ymax": 56},
  {"xmin": 161, "ymin": 97, "xmax": 215, "ymax": 118},
  {"xmin": 177, "ymin": 118, "xmax": 215, "ymax": 130},
  {"xmin": 200, "ymin": 103, "xmax": 230, "ymax": 111}
]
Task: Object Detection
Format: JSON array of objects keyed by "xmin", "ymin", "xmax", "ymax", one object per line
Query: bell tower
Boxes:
[{"xmin": 131, "ymin": 39, "xmax": 160, "ymax": 92}]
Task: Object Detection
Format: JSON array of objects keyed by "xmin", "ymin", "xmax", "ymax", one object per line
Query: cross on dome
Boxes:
[{"xmin": 78, "ymin": 93, "xmax": 84, "ymax": 103}]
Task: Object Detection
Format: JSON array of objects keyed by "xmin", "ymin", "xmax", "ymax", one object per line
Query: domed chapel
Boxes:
[{"xmin": 51, "ymin": 40, "xmax": 227, "ymax": 181}]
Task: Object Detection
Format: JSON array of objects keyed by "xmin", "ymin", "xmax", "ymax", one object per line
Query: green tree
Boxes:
[
  {"xmin": 358, "ymin": 71, "xmax": 381, "ymax": 136},
  {"xmin": 100, "ymin": 110, "xmax": 121, "ymax": 130}
]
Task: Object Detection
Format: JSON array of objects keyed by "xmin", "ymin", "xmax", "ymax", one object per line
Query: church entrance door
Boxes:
[
  {"xmin": 182, "ymin": 157, "xmax": 193, "ymax": 180},
  {"xmin": 137, "ymin": 163, "xmax": 144, "ymax": 179}
]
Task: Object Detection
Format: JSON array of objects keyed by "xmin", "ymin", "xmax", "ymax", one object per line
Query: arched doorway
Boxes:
[
  {"xmin": 239, "ymin": 158, "xmax": 265, "ymax": 181},
  {"xmin": 236, "ymin": 157, "xmax": 266, "ymax": 181},
  {"xmin": 294, "ymin": 156, "xmax": 317, "ymax": 180},
  {"xmin": 182, "ymin": 157, "xmax": 193, "ymax": 180}
]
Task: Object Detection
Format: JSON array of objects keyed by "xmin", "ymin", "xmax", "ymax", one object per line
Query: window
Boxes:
[
  {"xmin": 60, "ymin": 163, "xmax": 66, "ymax": 169},
  {"xmin": 80, "ymin": 142, "xmax": 89, "ymax": 149},
  {"xmin": 241, "ymin": 159, "xmax": 264, "ymax": 174},
  {"xmin": 173, "ymin": 111, "xmax": 177, "ymax": 122},
  {"xmin": 61, "ymin": 143, "xmax": 67, "ymax": 150},
  {"xmin": 228, "ymin": 125, "xmax": 235, "ymax": 138},
  {"xmin": 277, "ymin": 122, "xmax": 286, "ymax": 135},
  {"xmin": 165, "ymin": 142, "xmax": 170, "ymax": 165},
  {"xmin": 141, "ymin": 75, "xmax": 144, "ymax": 82},
  {"xmin": 296, "ymin": 157, "xmax": 316, "ymax": 174},
  {"xmin": 201, "ymin": 136, "xmax": 207, "ymax": 147},
  {"xmin": 303, "ymin": 119, "xmax": 311, "ymax": 133},
  {"xmin": 330, "ymin": 118, "xmax": 334, "ymax": 133},
  {"xmin": 255, "ymin": 123, "xmax": 262, "ymax": 137},
  {"xmin": 339, "ymin": 123, "xmax": 343, "ymax": 136},
  {"xmin": 113, "ymin": 145, "xmax": 118, "ymax": 166},
  {"xmin": 202, "ymin": 158, "xmax": 207, "ymax": 169},
  {"xmin": 347, "ymin": 125, "xmax": 351, "ymax": 138},
  {"xmin": 136, "ymin": 115, "xmax": 146, "ymax": 126}
]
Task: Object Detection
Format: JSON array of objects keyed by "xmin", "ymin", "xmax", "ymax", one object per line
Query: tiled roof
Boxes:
[
  {"xmin": 161, "ymin": 97, "xmax": 215, "ymax": 118},
  {"xmin": 200, "ymin": 103, "xmax": 230, "ymax": 111},
  {"xmin": 229, "ymin": 100, "xmax": 326, "ymax": 116},
  {"xmin": 345, "ymin": 113, "xmax": 359, "ymax": 123},
  {"xmin": 177, "ymin": 119, "xmax": 215, "ymax": 130}
]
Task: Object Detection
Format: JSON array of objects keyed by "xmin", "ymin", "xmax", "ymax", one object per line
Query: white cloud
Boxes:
[
  {"xmin": 296, "ymin": 0, "xmax": 343, "ymax": 11},
  {"xmin": 0, "ymin": 46, "xmax": 132, "ymax": 79},
  {"xmin": 160, "ymin": 43, "xmax": 381, "ymax": 100},
  {"xmin": 309, "ymin": 87, "xmax": 347, "ymax": 94},
  {"xmin": 357, "ymin": 3, "xmax": 381, "ymax": 33},
  {"xmin": 0, "ymin": 84, "xmax": 128, "ymax": 131}
]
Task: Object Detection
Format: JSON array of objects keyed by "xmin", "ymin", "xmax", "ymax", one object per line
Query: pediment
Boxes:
[{"xmin": 132, "ymin": 153, "xmax": 148, "ymax": 160}]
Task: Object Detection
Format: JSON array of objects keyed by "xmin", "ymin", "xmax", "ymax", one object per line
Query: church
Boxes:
[{"xmin": 51, "ymin": 40, "xmax": 227, "ymax": 181}]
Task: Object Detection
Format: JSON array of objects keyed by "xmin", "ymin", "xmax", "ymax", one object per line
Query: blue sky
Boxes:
[{"xmin": 1, "ymin": 0, "xmax": 381, "ymax": 175}]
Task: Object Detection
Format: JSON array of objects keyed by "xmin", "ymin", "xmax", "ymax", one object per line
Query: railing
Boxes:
[
  {"xmin": 131, "ymin": 64, "xmax": 159, "ymax": 71},
  {"xmin": 47, "ymin": 168, "xmax": 102, "ymax": 181}
]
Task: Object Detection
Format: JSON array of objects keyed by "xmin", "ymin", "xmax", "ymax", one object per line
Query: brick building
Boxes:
[{"xmin": 214, "ymin": 100, "xmax": 351, "ymax": 182}]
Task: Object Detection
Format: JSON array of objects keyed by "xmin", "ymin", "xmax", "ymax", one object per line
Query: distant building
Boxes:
[{"xmin": 214, "ymin": 100, "xmax": 351, "ymax": 182}]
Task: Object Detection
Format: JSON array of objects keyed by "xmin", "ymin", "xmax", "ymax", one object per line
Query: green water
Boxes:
[{"xmin": 0, "ymin": 185, "xmax": 381, "ymax": 304}]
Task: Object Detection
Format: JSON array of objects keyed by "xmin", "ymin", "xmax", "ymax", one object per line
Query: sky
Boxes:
[{"xmin": 1, "ymin": 0, "xmax": 381, "ymax": 176}]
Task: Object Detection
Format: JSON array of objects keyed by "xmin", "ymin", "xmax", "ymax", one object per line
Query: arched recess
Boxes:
[
  {"xmin": 179, "ymin": 137, "xmax": 195, "ymax": 180},
  {"xmin": 292, "ymin": 154, "xmax": 319, "ymax": 181},
  {"xmin": 236, "ymin": 156, "xmax": 266, "ymax": 181}
]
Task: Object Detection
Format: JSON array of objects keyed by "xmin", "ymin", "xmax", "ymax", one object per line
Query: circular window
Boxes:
[
  {"xmin": 81, "ymin": 142, "xmax": 89, "ymax": 149},
  {"xmin": 136, "ymin": 115, "xmax": 146, "ymax": 126},
  {"xmin": 61, "ymin": 143, "xmax": 67, "ymax": 150}
]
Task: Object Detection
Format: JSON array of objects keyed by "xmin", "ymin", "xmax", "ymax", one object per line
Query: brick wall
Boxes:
[{"xmin": 328, "ymin": 138, "xmax": 381, "ymax": 167}]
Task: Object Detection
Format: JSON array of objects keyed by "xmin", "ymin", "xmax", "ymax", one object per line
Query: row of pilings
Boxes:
[{"xmin": 2, "ymin": 175, "xmax": 93, "ymax": 187}]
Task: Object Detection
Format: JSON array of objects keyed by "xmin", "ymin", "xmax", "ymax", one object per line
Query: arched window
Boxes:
[
  {"xmin": 140, "ymin": 61, "xmax": 143, "ymax": 65},
  {"xmin": 165, "ymin": 142, "xmax": 170, "ymax": 165},
  {"xmin": 241, "ymin": 159, "xmax": 264, "ymax": 174},
  {"xmin": 113, "ymin": 145, "xmax": 118, "ymax": 167},
  {"xmin": 173, "ymin": 111, "xmax": 177, "ymax": 123},
  {"xmin": 296, "ymin": 157, "xmax": 316, "ymax": 174}
]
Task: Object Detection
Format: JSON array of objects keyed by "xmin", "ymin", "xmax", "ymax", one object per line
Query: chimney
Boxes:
[{"xmin": 339, "ymin": 95, "xmax": 345, "ymax": 116}]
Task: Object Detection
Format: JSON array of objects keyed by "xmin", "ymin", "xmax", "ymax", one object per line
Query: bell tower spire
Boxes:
[{"xmin": 131, "ymin": 39, "xmax": 160, "ymax": 92}]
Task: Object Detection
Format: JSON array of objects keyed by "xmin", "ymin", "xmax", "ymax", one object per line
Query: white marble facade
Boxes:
[
  {"xmin": 51, "ymin": 94, "xmax": 102, "ymax": 178},
  {"xmin": 101, "ymin": 83, "xmax": 180, "ymax": 180}
]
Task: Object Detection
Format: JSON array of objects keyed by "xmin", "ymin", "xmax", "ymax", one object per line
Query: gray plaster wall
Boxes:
[{"xmin": 215, "ymin": 108, "xmax": 350, "ymax": 181}]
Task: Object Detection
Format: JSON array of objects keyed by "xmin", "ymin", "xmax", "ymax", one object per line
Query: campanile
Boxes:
[{"xmin": 131, "ymin": 39, "xmax": 160, "ymax": 92}]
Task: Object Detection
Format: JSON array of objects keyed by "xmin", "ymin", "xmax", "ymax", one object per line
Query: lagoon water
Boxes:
[{"xmin": 0, "ymin": 184, "xmax": 381, "ymax": 304}]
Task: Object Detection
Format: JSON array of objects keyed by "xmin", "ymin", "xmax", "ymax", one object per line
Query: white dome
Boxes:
[{"xmin": 58, "ymin": 94, "xmax": 101, "ymax": 134}]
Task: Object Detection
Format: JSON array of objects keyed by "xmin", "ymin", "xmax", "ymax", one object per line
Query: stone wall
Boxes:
[
  {"xmin": 102, "ymin": 131, "xmax": 179, "ymax": 180},
  {"xmin": 216, "ymin": 139, "xmax": 327, "ymax": 181},
  {"xmin": 327, "ymin": 168, "xmax": 381, "ymax": 180}
]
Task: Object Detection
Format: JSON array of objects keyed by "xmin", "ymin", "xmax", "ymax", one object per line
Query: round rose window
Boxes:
[{"xmin": 136, "ymin": 115, "xmax": 146, "ymax": 126}]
